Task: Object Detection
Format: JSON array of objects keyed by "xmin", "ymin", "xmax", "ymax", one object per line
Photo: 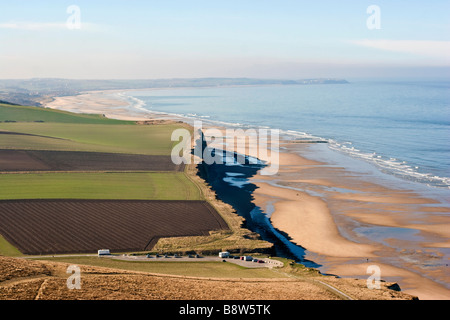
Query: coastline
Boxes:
[
  {"xmin": 44, "ymin": 89, "xmax": 450, "ymax": 300},
  {"xmin": 250, "ymin": 143, "xmax": 450, "ymax": 300}
]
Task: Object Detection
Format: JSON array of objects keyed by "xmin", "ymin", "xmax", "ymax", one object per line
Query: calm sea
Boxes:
[{"xmin": 125, "ymin": 79, "xmax": 450, "ymax": 195}]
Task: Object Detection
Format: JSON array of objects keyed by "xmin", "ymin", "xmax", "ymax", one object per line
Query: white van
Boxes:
[
  {"xmin": 219, "ymin": 251, "xmax": 230, "ymax": 258},
  {"xmin": 98, "ymin": 249, "xmax": 111, "ymax": 256}
]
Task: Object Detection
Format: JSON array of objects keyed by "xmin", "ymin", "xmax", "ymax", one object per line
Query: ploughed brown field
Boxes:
[
  {"xmin": 0, "ymin": 149, "xmax": 184, "ymax": 172},
  {"xmin": 0, "ymin": 199, "xmax": 228, "ymax": 255}
]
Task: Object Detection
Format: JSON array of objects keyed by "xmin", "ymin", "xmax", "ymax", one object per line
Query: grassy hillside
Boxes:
[{"xmin": 0, "ymin": 103, "xmax": 133, "ymax": 124}]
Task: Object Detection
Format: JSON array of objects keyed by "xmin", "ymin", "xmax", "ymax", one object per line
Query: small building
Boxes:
[
  {"xmin": 219, "ymin": 251, "xmax": 230, "ymax": 258},
  {"xmin": 98, "ymin": 249, "xmax": 111, "ymax": 256}
]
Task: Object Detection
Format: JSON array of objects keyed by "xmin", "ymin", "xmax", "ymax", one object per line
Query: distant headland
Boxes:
[{"xmin": 0, "ymin": 77, "xmax": 348, "ymax": 107}]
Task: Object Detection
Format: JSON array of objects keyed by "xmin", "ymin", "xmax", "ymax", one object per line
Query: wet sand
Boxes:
[
  {"xmin": 250, "ymin": 143, "xmax": 450, "ymax": 300},
  {"xmin": 45, "ymin": 90, "xmax": 450, "ymax": 300}
]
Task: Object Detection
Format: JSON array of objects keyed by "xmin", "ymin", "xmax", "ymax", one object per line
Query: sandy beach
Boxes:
[
  {"xmin": 250, "ymin": 144, "xmax": 450, "ymax": 300},
  {"xmin": 46, "ymin": 91, "xmax": 179, "ymax": 122},
  {"xmin": 45, "ymin": 90, "xmax": 450, "ymax": 300}
]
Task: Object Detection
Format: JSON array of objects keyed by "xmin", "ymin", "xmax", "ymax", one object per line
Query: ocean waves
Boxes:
[
  {"xmin": 280, "ymin": 128, "xmax": 450, "ymax": 189},
  {"xmin": 121, "ymin": 81, "xmax": 450, "ymax": 191}
]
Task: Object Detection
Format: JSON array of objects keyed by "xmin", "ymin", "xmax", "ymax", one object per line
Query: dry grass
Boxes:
[
  {"xmin": 0, "ymin": 256, "xmax": 52, "ymax": 282},
  {"xmin": 0, "ymin": 256, "xmax": 417, "ymax": 300}
]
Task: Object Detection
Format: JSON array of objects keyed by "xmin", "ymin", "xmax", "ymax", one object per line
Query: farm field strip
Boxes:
[
  {"xmin": 0, "ymin": 132, "xmax": 117, "ymax": 154},
  {"xmin": 0, "ymin": 172, "xmax": 201, "ymax": 200},
  {"xmin": 0, "ymin": 200, "xmax": 229, "ymax": 255},
  {"xmin": 0, "ymin": 104, "xmax": 229, "ymax": 259},
  {"xmin": 0, "ymin": 149, "xmax": 184, "ymax": 172},
  {"xmin": 0, "ymin": 103, "xmax": 135, "ymax": 124},
  {"xmin": 0, "ymin": 122, "xmax": 185, "ymax": 156}
]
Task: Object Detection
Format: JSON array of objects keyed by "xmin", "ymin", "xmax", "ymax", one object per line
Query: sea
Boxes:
[
  {"xmin": 120, "ymin": 79, "xmax": 450, "ymax": 290},
  {"xmin": 123, "ymin": 79, "xmax": 450, "ymax": 196}
]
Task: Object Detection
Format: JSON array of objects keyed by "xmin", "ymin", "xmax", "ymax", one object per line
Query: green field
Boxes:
[
  {"xmin": 36, "ymin": 256, "xmax": 287, "ymax": 279},
  {"xmin": 0, "ymin": 234, "xmax": 22, "ymax": 256},
  {"xmin": 0, "ymin": 103, "xmax": 236, "ymax": 260},
  {"xmin": 0, "ymin": 103, "xmax": 199, "ymax": 203},
  {"xmin": 0, "ymin": 122, "xmax": 184, "ymax": 155},
  {"xmin": 0, "ymin": 172, "xmax": 201, "ymax": 200},
  {"xmin": 0, "ymin": 103, "xmax": 133, "ymax": 124},
  {"xmin": 0, "ymin": 103, "xmax": 188, "ymax": 155}
]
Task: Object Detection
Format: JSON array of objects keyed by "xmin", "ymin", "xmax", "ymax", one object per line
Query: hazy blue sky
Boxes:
[{"xmin": 0, "ymin": 0, "xmax": 449, "ymax": 79}]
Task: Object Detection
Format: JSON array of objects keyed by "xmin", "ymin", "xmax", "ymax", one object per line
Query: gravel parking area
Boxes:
[{"xmin": 110, "ymin": 254, "xmax": 284, "ymax": 268}]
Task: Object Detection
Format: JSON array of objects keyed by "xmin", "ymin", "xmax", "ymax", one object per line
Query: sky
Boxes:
[{"xmin": 0, "ymin": 0, "xmax": 449, "ymax": 79}]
